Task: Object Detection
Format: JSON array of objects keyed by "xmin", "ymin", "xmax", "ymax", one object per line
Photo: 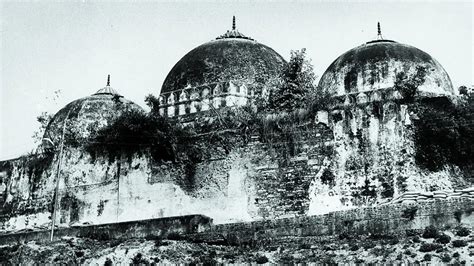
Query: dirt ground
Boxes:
[{"xmin": 1, "ymin": 225, "xmax": 473, "ymax": 265}]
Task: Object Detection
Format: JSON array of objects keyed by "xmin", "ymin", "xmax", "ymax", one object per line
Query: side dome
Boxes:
[
  {"xmin": 318, "ymin": 25, "xmax": 453, "ymax": 98},
  {"xmin": 43, "ymin": 76, "xmax": 143, "ymax": 144},
  {"xmin": 161, "ymin": 17, "xmax": 286, "ymax": 94}
]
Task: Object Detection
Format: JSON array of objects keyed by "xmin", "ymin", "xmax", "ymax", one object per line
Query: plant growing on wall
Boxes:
[
  {"xmin": 267, "ymin": 49, "xmax": 318, "ymax": 112},
  {"xmin": 32, "ymin": 112, "xmax": 53, "ymax": 145},
  {"xmin": 412, "ymin": 96, "xmax": 474, "ymax": 177},
  {"xmin": 394, "ymin": 66, "xmax": 427, "ymax": 101}
]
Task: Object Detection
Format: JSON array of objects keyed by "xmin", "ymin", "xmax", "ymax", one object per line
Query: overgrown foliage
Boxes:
[
  {"xmin": 412, "ymin": 96, "xmax": 474, "ymax": 175},
  {"xmin": 394, "ymin": 66, "xmax": 427, "ymax": 101},
  {"xmin": 32, "ymin": 112, "xmax": 53, "ymax": 145},
  {"xmin": 86, "ymin": 109, "xmax": 184, "ymax": 162},
  {"xmin": 266, "ymin": 49, "xmax": 319, "ymax": 111}
]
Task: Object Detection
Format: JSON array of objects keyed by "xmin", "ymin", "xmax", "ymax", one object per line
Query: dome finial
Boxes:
[
  {"xmin": 106, "ymin": 74, "xmax": 110, "ymax": 86},
  {"xmin": 377, "ymin": 22, "xmax": 383, "ymax": 40},
  {"xmin": 232, "ymin": 16, "xmax": 236, "ymax": 30}
]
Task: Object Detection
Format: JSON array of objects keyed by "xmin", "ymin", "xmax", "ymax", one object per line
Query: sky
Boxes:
[{"xmin": 0, "ymin": 0, "xmax": 472, "ymax": 160}]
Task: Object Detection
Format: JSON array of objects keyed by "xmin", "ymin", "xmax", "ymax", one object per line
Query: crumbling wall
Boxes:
[
  {"xmin": 193, "ymin": 198, "xmax": 474, "ymax": 244},
  {"xmin": 0, "ymin": 100, "xmax": 466, "ymax": 230}
]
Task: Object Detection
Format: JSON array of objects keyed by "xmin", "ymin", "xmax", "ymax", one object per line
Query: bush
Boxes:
[
  {"xmin": 412, "ymin": 236, "xmax": 421, "ymax": 243},
  {"xmin": 413, "ymin": 96, "xmax": 474, "ymax": 174},
  {"xmin": 441, "ymin": 253, "xmax": 451, "ymax": 263},
  {"xmin": 453, "ymin": 252, "xmax": 460, "ymax": 258},
  {"xmin": 401, "ymin": 206, "xmax": 418, "ymax": 220},
  {"xmin": 104, "ymin": 258, "xmax": 113, "ymax": 266},
  {"xmin": 131, "ymin": 253, "xmax": 148, "ymax": 265},
  {"xmin": 452, "ymin": 240, "xmax": 467, "ymax": 248},
  {"xmin": 349, "ymin": 244, "xmax": 359, "ymax": 251},
  {"xmin": 166, "ymin": 232, "xmax": 184, "ymax": 241},
  {"xmin": 456, "ymin": 226, "xmax": 471, "ymax": 237},
  {"xmin": 362, "ymin": 241, "xmax": 376, "ymax": 250},
  {"xmin": 389, "ymin": 237, "xmax": 400, "ymax": 245},
  {"xmin": 422, "ymin": 225, "xmax": 440, "ymax": 239},
  {"xmin": 74, "ymin": 250, "xmax": 84, "ymax": 258},
  {"xmin": 423, "ymin": 254, "xmax": 432, "ymax": 261},
  {"xmin": 419, "ymin": 243, "xmax": 443, "ymax": 252},
  {"xmin": 436, "ymin": 233, "xmax": 451, "ymax": 244},
  {"xmin": 406, "ymin": 229, "xmax": 421, "ymax": 237},
  {"xmin": 255, "ymin": 255, "xmax": 269, "ymax": 264}
]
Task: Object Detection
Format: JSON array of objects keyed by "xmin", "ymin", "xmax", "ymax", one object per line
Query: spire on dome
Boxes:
[
  {"xmin": 94, "ymin": 74, "xmax": 121, "ymax": 96},
  {"xmin": 215, "ymin": 16, "xmax": 254, "ymax": 41},
  {"xmin": 377, "ymin": 22, "xmax": 383, "ymax": 40}
]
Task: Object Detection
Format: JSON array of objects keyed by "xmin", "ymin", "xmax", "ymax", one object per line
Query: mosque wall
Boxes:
[{"xmin": 0, "ymin": 100, "xmax": 464, "ymax": 232}]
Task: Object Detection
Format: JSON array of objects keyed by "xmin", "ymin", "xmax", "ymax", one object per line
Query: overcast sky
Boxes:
[{"xmin": 0, "ymin": 1, "xmax": 472, "ymax": 160}]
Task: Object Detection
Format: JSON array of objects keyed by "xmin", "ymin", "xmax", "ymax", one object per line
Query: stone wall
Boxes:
[
  {"xmin": 0, "ymin": 98, "xmax": 466, "ymax": 231},
  {"xmin": 0, "ymin": 214, "xmax": 212, "ymax": 245},
  {"xmin": 192, "ymin": 198, "xmax": 474, "ymax": 244},
  {"xmin": 0, "ymin": 198, "xmax": 471, "ymax": 248}
]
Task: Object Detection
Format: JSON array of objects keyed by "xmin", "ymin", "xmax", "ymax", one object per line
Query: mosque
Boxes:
[
  {"xmin": 0, "ymin": 18, "xmax": 460, "ymax": 231},
  {"xmin": 43, "ymin": 19, "xmax": 453, "ymax": 139}
]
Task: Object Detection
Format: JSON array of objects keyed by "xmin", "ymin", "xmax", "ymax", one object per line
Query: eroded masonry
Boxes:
[{"xmin": 0, "ymin": 19, "xmax": 472, "ymax": 233}]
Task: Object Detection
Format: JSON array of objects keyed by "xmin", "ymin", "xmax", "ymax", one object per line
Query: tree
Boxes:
[{"xmin": 267, "ymin": 49, "xmax": 318, "ymax": 111}]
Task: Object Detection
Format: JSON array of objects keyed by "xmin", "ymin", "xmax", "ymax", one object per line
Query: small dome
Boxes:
[
  {"xmin": 160, "ymin": 17, "xmax": 286, "ymax": 95},
  {"xmin": 43, "ymin": 76, "xmax": 143, "ymax": 144},
  {"xmin": 318, "ymin": 25, "xmax": 453, "ymax": 97}
]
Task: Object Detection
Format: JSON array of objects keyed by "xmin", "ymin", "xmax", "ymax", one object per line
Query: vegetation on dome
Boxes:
[
  {"xmin": 31, "ymin": 47, "xmax": 472, "ymax": 188},
  {"xmin": 394, "ymin": 66, "xmax": 427, "ymax": 101}
]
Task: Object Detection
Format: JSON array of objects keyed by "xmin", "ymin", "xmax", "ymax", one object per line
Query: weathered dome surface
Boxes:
[
  {"xmin": 161, "ymin": 29, "xmax": 286, "ymax": 94},
  {"xmin": 44, "ymin": 85, "xmax": 143, "ymax": 144},
  {"xmin": 318, "ymin": 40, "xmax": 454, "ymax": 97}
]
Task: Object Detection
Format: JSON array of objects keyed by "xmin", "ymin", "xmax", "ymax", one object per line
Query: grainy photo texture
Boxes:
[{"xmin": 0, "ymin": 0, "xmax": 473, "ymax": 264}]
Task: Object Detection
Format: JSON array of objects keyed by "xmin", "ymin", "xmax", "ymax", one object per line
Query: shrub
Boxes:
[
  {"xmin": 299, "ymin": 243, "xmax": 311, "ymax": 249},
  {"xmin": 456, "ymin": 226, "xmax": 471, "ymax": 237},
  {"xmin": 441, "ymin": 253, "xmax": 451, "ymax": 263},
  {"xmin": 131, "ymin": 253, "xmax": 148, "ymax": 265},
  {"xmin": 453, "ymin": 252, "xmax": 460, "ymax": 258},
  {"xmin": 412, "ymin": 236, "xmax": 421, "ymax": 243},
  {"xmin": 255, "ymin": 255, "xmax": 269, "ymax": 264},
  {"xmin": 104, "ymin": 258, "xmax": 113, "ymax": 266},
  {"xmin": 166, "ymin": 232, "xmax": 184, "ymax": 241},
  {"xmin": 422, "ymin": 225, "xmax": 439, "ymax": 239},
  {"xmin": 406, "ymin": 229, "xmax": 421, "ymax": 237},
  {"xmin": 413, "ymin": 96, "xmax": 474, "ymax": 174},
  {"xmin": 401, "ymin": 206, "xmax": 418, "ymax": 220},
  {"xmin": 436, "ymin": 233, "xmax": 451, "ymax": 244},
  {"xmin": 362, "ymin": 241, "xmax": 376, "ymax": 250},
  {"xmin": 349, "ymin": 244, "xmax": 359, "ymax": 251},
  {"xmin": 419, "ymin": 243, "xmax": 442, "ymax": 252},
  {"xmin": 452, "ymin": 240, "xmax": 467, "ymax": 248},
  {"xmin": 389, "ymin": 237, "xmax": 400, "ymax": 245},
  {"xmin": 74, "ymin": 250, "xmax": 84, "ymax": 258},
  {"xmin": 423, "ymin": 254, "xmax": 432, "ymax": 261}
]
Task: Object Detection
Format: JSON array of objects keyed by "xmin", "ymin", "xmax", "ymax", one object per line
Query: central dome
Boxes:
[{"xmin": 160, "ymin": 17, "xmax": 286, "ymax": 94}]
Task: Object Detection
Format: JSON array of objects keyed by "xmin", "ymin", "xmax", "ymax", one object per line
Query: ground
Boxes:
[{"xmin": 1, "ymin": 225, "xmax": 472, "ymax": 264}]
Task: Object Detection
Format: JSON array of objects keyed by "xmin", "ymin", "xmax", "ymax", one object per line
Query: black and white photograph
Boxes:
[{"xmin": 0, "ymin": 0, "xmax": 473, "ymax": 264}]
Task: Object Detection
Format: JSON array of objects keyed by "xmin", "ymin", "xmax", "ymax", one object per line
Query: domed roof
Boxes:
[
  {"xmin": 318, "ymin": 24, "xmax": 453, "ymax": 97},
  {"xmin": 43, "ymin": 76, "xmax": 143, "ymax": 144},
  {"xmin": 160, "ymin": 17, "xmax": 286, "ymax": 94}
]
